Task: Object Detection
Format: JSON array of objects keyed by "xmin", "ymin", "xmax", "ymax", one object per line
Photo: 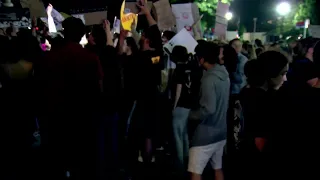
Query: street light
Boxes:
[
  {"xmin": 276, "ymin": 2, "xmax": 291, "ymax": 39},
  {"xmin": 225, "ymin": 12, "xmax": 233, "ymax": 21},
  {"xmin": 276, "ymin": 2, "xmax": 291, "ymax": 16}
]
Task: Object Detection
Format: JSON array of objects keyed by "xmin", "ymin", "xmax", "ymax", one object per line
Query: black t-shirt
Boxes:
[
  {"xmin": 120, "ymin": 54, "xmax": 139, "ymax": 100},
  {"xmin": 135, "ymin": 25, "xmax": 163, "ymax": 103},
  {"xmin": 173, "ymin": 64, "xmax": 194, "ymax": 109},
  {"xmin": 135, "ymin": 50, "xmax": 162, "ymax": 101}
]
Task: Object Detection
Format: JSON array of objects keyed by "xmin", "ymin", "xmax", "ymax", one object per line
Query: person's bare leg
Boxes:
[
  {"xmin": 214, "ymin": 169, "xmax": 224, "ymax": 180},
  {"xmin": 191, "ymin": 172, "xmax": 201, "ymax": 180}
]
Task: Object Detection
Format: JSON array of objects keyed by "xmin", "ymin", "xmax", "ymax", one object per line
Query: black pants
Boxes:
[{"xmin": 39, "ymin": 116, "xmax": 99, "ymax": 180}]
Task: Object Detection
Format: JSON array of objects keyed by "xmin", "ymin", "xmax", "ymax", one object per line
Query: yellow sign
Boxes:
[
  {"xmin": 151, "ymin": 56, "xmax": 160, "ymax": 64},
  {"xmin": 120, "ymin": 0, "xmax": 138, "ymax": 31}
]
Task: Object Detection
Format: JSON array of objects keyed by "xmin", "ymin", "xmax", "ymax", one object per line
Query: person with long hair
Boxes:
[{"xmin": 239, "ymin": 51, "xmax": 289, "ymax": 180}]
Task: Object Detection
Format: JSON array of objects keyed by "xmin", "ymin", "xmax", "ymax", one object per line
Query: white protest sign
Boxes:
[
  {"xmin": 72, "ymin": 14, "xmax": 85, "ymax": 24},
  {"xmin": 214, "ymin": 1, "xmax": 229, "ymax": 39},
  {"xmin": 163, "ymin": 28, "xmax": 198, "ymax": 54},
  {"xmin": 172, "ymin": 3, "xmax": 195, "ymax": 36},
  {"xmin": 113, "ymin": 18, "xmax": 121, "ymax": 34},
  {"xmin": 309, "ymin": 25, "xmax": 320, "ymax": 38}
]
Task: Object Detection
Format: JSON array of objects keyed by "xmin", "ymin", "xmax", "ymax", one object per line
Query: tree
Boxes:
[
  {"xmin": 293, "ymin": 0, "xmax": 317, "ymax": 25},
  {"xmin": 272, "ymin": 0, "xmax": 317, "ymax": 38},
  {"xmin": 238, "ymin": 24, "xmax": 247, "ymax": 40},
  {"xmin": 195, "ymin": 0, "xmax": 232, "ymax": 30}
]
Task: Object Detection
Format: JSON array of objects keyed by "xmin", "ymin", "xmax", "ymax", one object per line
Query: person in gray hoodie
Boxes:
[{"xmin": 188, "ymin": 42, "xmax": 230, "ymax": 180}]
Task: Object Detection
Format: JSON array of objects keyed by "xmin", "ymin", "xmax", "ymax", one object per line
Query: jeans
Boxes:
[{"xmin": 172, "ymin": 107, "xmax": 190, "ymax": 173}]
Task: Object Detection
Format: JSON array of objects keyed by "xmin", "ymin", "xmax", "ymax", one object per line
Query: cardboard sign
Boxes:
[
  {"xmin": 120, "ymin": 0, "xmax": 138, "ymax": 31},
  {"xmin": 214, "ymin": 1, "xmax": 229, "ymax": 39},
  {"xmin": 20, "ymin": 0, "xmax": 46, "ymax": 18},
  {"xmin": 163, "ymin": 28, "xmax": 198, "ymax": 54},
  {"xmin": 172, "ymin": 3, "xmax": 195, "ymax": 35},
  {"xmin": 153, "ymin": 0, "xmax": 175, "ymax": 30},
  {"xmin": 72, "ymin": 14, "xmax": 85, "ymax": 24},
  {"xmin": 309, "ymin": 25, "xmax": 320, "ymax": 38}
]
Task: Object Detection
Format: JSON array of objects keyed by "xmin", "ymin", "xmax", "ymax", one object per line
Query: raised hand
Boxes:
[
  {"xmin": 32, "ymin": 17, "xmax": 37, "ymax": 27},
  {"xmin": 136, "ymin": 0, "xmax": 149, "ymax": 15},
  {"xmin": 103, "ymin": 19, "xmax": 111, "ymax": 32},
  {"xmin": 47, "ymin": 4, "xmax": 53, "ymax": 16},
  {"xmin": 120, "ymin": 29, "xmax": 128, "ymax": 39}
]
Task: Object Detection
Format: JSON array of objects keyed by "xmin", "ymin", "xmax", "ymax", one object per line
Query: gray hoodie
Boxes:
[{"xmin": 191, "ymin": 64, "xmax": 230, "ymax": 147}]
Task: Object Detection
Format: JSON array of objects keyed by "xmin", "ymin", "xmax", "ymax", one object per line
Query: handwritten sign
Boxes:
[
  {"xmin": 172, "ymin": 3, "xmax": 195, "ymax": 36},
  {"xmin": 163, "ymin": 28, "xmax": 198, "ymax": 54},
  {"xmin": 120, "ymin": 0, "xmax": 138, "ymax": 31}
]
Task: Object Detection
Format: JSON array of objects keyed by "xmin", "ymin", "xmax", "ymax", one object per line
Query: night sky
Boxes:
[{"xmin": 229, "ymin": 0, "xmax": 299, "ymax": 32}]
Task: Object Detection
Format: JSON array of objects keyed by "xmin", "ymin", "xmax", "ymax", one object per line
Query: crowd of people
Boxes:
[{"xmin": 1, "ymin": 1, "xmax": 320, "ymax": 180}]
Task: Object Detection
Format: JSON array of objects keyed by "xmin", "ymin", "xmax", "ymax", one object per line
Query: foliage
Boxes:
[
  {"xmin": 293, "ymin": 0, "xmax": 317, "ymax": 25},
  {"xmin": 195, "ymin": 0, "xmax": 232, "ymax": 30},
  {"xmin": 238, "ymin": 24, "xmax": 246, "ymax": 39},
  {"xmin": 271, "ymin": 0, "xmax": 317, "ymax": 38}
]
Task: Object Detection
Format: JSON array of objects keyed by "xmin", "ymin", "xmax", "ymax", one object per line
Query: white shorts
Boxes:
[{"xmin": 188, "ymin": 140, "xmax": 226, "ymax": 174}]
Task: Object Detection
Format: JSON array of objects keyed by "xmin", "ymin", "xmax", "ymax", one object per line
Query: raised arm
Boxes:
[
  {"xmin": 47, "ymin": 4, "xmax": 57, "ymax": 33},
  {"xmin": 118, "ymin": 29, "xmax": 127, "ymax": 55},
  {"xmin": 137, "ymin": 0, "xmax": 156, "ymax": 27},
  {"xmin": 31, "ymin": 17, "xmax": 37, "ymax": 37},
  {"xmin": 103, "ymin": 20, "xmax": 114, "ymax": 46},
  {"xmin": 130, "ymin": 20, "xmax": 140, "ymax": 48}
]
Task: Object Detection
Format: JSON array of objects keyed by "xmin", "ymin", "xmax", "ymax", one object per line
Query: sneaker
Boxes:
[
  {"xmin": 156, "ymin": 146, "xmax": 164, "ymax": 151},
  {"xmin": 138, "ymin": 151, "xmax": 143, "ymax": 162}
]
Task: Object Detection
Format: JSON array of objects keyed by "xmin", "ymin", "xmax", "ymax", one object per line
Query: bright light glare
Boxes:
[
  {"xmin": 276, "ymin": 2, "xmax": 291, "ymax": 16},
  {"xmin": 225, "ymin": 12, "xmax": 233, "ymax": 21}
]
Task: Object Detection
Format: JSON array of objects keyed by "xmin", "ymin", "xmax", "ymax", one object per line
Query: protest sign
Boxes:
[
  {"xmin": 171, "ymin": 3, "xmax": 202, "ymax": 37},
  {"xmin": 72, "ymin": 14, "xmax": 85, "ymax": 24},
  {"xmin": 214, "ymin": 1, "xmax": 229, "ymax": 39},
  {"xmin": 113, "ymin": 17, "xmax": 121, "ymax": 34},
  {"xmin": 163, "ymin": 28, "xmax": 198, "ymax": 54},
  {"xmin": 171, "ymin": 3, "xmax": 195, "ymax": 35},
  {"xmin": 309, "ymin": 25, "xmax": 320, "ymax": 38},
  {"xmin": 120, "ymin": 0, "xmax": 138, "ymax": 31},
  {"xmin": 20, "ymin": 0, "xmax": 46, "ymax": 18},
  {"xmin": 153, "ymin": 0, "xmax": 175, "ymax": 30}
]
